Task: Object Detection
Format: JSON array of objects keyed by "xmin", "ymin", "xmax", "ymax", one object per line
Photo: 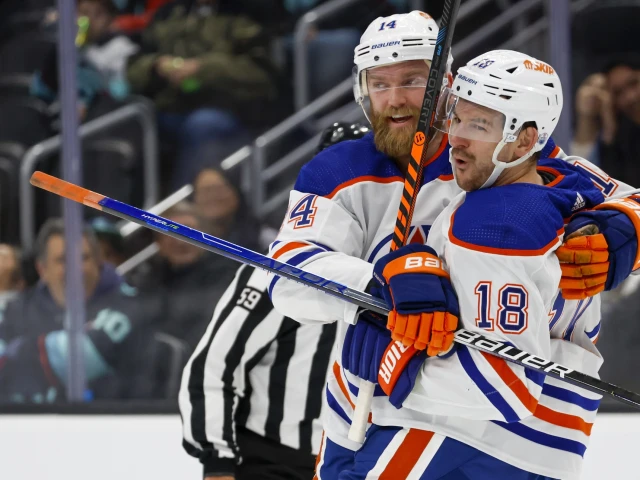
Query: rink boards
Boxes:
[{"xmin": 0, "ymin": 413, "xmax": 637, "ymax": 479}]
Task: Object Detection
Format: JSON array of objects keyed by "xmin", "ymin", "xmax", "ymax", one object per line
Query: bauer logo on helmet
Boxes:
[{"xmin": 372, "ymin": 41, "xmax": 401, "ymax": 49}]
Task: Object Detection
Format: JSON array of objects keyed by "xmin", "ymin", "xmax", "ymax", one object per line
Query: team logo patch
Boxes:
[
  {"xmin": 572, "ymin": 192, "xmax": 586, "ymax": 211},
  {"xmin": 523, "ymin": 59, "xmax": 555, "ymax": 75}
]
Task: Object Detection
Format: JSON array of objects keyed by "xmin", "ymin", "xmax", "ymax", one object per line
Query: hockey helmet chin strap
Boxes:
[{"xmin": 478, "ymin": 132, "xmax": 537, "ymax": 189}]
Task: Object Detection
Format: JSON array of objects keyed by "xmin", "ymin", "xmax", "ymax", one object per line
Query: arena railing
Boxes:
[
  {"xmin": 293, "ymin": 0, "xmax": 498, "ymax": 111},
  {"xmin": 113, "ymin": 0, "xmax": 601, "ymax": 275},
  {"xmin": 19, "ymin": 99, "xmax": 159, "ymax": 250},
  {"xmin": 112, "ymin": 81, "xmax": 358, "ymax": 276}
]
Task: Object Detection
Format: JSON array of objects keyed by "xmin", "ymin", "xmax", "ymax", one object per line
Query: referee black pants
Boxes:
[{"xmin": 236, "ymin": 427, "xmax": 316, "ymax": 480}]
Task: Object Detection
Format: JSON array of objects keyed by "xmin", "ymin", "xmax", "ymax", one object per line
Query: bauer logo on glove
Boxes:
[{"xmin": 371, "ymin": 244, "xmax": 459, "ymax": 356}]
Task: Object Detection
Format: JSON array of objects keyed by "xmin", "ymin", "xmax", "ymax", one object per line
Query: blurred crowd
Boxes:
[
  {"xmin": 0, "ymin": 0, "xmax": 638, "ymax": 404},
  {"xmin": 0, "ymin": 0, "xmax": 409, "ymax": 402}
]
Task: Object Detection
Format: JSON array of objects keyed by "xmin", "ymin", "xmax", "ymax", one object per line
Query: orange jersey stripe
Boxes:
[
  {"xmin": 312, "ymin": 432, "xmax": 325, "ymax": 479},
  {"xmin": 331, "ymin": 362, "xmax": 372, "ymax": 423},
  {"xmin": 272, "ymin": 241, "xmax": 310, "ymax": 260},
  {"xmin": 482, "ymin": 352, "xmax": 539, "ymax": 413},
  {"xmin": 413, "ymin": 133, "xmax": 449, "ymax": 169},
  {"xmin": 534, "ymin": 404, "xmax": 593, "ymax": 436},
  {"xmin": 428, "ymin": 134, "xmax": 449, "ymax": 165},
  {"xmin": 325, "ymin": 175, "xmax": 403, "ymax": 199},
  {"xmin": 537, "ymin": 166, "xmax": 565, "ymax": 188},
  {"xmin": 332, "ymin": 362, "xmax": 356, "ymax": 410},
  {"xmin": 379, "ymin": 429, "xmax": 435, "ymax": 479},
  {"xmin": 449, "ymin": 210, "xmax": 563, "ymax": 257},
  {"xmin": 322, "ymin": 135, "xmax": 449, "ymax": 200}
]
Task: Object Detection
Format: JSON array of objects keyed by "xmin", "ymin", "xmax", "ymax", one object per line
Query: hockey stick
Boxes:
[
  {"xmin": 31, "ymin": 171, "xmax": 640, "ymax": 412},
  {"xmin": 350, "ymin": 0, "xmax": 462, "ymax": 443}
]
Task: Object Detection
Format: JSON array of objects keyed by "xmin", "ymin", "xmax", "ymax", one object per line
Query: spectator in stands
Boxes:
[
  {"xmin": 0, "ymin": 218, "xmax": 159, "ymax": 402},
  {"xmin": 0, "ymin": 245, "xmax": 24, "ymax": 309},
  {"xmin": 572, "ymin": 56, "xmax": 640, "ymax": 186},
  {"xmin": 126, "ymin": 0, "xmax": 279, "ymax": 189},
  {"xmin": 90, "ymin": 217, "xmax": 128, "ymax": 267},
  {"xmin": 31, "ymin": 0, "xmax": 139, "ymax": 120},
  {"xmin": 137, "ymin": 201, "xmax": 236, "ymax": 352},
  {"xmin": 193, "ymin": 166, "xmax": 276, "ymax": 252}
]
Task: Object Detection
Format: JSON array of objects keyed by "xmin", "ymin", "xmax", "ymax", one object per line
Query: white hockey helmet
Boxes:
[
  {"xmin": 437, "ymin": 50, "xmax": 563, "ymax": 188},
  {"xmin": 353, "ymin": 10, "xmax": 453, "ymax": 120}
]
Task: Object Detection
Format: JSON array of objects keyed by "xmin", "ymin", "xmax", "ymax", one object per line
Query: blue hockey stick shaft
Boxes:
[{"xmin": 30, "ymin": 171, "xmax": 640, "ymax": 410}]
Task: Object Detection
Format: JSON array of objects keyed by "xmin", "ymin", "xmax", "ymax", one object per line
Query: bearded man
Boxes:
[{"xmin": 266, "ymin": 10, "xmax": 640, "ymax": 479}]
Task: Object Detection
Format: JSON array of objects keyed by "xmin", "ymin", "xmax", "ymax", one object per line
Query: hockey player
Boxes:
[
  {"xmin": 336, "ymin": 51, "xmax": 608, "ymax": 479},
  {"xmin": 267, "ymin": 10, "xmax": 640, "ymax": 480}
]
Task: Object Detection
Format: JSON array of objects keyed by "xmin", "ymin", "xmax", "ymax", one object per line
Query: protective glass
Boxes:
[{"xmin": 434, "ymin": 89, "xmax": 506, "ymax": 143}]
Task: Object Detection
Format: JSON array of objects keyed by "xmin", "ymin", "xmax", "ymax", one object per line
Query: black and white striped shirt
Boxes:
[{"xmin": 179, "ymin": 264, "xmax": 336, "ymax": 476}]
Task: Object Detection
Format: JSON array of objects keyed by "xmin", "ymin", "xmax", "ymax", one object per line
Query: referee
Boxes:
[{"xmin": 179, "ymin": 122, "xmax": 370, "ymax": 480}]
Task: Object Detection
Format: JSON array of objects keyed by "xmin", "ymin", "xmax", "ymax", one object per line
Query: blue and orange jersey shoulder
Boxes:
[
  {"xmin": 294, "ymin": 133, "xmax": 453, "ymax": 198},
  {"xmin": 450, "ymin": 158, "xmax": 605, "ymax": 256}
]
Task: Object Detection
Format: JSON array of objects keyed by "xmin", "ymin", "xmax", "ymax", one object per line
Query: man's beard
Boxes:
[{"xmin": 371, "ymin": 106, "xmax": 420, "ymax": 159}]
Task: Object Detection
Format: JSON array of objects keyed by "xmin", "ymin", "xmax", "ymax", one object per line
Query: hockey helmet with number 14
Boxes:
[{"xmin": 353, "ymin": 10, "xmax": 453, "ymax": 122}]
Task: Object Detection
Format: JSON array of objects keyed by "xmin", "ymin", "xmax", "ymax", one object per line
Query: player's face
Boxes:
[
  {"xmin": 368, "ymin": 60, "xmax": 430, "ymax": 159},
  {"xmin": 448, "ymin": 99, "xmax": 507, "ymax": 191},
  {"xmin": 156, "ymin": 213, "xmax": 204, "ymax": 267},
  {"xmin": 37, "ymin": 235, "xmax": 101, "ymax": 307}
]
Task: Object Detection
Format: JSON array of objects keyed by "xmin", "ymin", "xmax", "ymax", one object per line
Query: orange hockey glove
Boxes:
[
  {"xmin": 372, "ymin": 244, "xmax": 458, "ymax": 356},
  {"xmin": 557, "ymin": 231, "xmax": 609, "ymax": 300}
]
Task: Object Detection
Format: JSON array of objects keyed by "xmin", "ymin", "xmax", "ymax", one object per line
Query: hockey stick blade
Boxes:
[{"xmin": 30, "ymin": 171, "xmax": 640, "ymax": 411}]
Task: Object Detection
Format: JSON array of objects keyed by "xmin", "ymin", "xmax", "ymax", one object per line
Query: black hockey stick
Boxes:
[
  {"xmin": 354, "ymin": 0, "xmax": 462, "ymax": 442},
  {"xmin": 31, "ymin": 171, "xmax": 640, "ymax": 415}
]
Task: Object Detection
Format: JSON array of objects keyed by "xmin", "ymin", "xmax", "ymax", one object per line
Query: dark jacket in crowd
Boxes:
[
  {"xmin": 0, "ymin": 264, "xmax": 161, "ymax": 401},
  {"xmin": 126, "ymin": 0, "xmax": 279, "ymax": 123},
  {"xmin": 137, "ymin": 252, "xmax": 237, "ymax": 352},
  {"xmin": 597, "ymin": 116, "xmax": 640, "ymax": 188}
]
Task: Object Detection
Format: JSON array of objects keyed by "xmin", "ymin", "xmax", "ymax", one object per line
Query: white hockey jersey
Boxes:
[{"xmin": 267, "ymin": 133, "xmax": 636, "ymax": 479}]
